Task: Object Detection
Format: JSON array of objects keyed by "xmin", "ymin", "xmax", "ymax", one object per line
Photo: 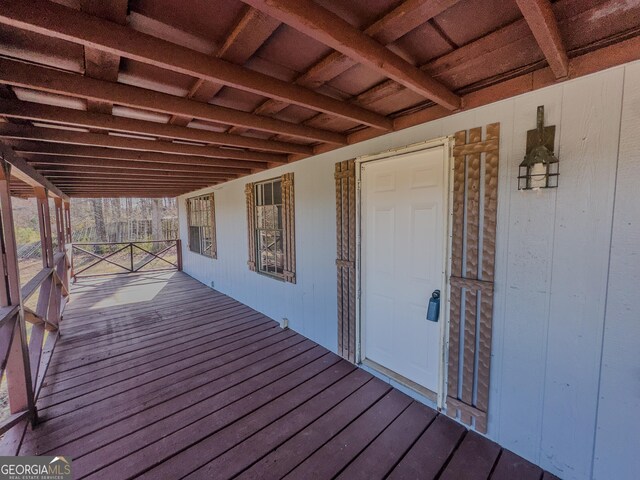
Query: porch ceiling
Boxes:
[{"xmin": 0, "ymin": 0, "xmax": 638, "ymax": 197}]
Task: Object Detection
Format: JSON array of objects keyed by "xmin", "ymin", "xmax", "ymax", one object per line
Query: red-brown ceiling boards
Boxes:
[{"xmin": 0, "ymin": 0, "xmax": 637, "ymax": 196}]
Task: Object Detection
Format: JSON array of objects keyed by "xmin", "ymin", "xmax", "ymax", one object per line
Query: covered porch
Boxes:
[
  {"xmin": 0, "ymin": 0, "xmax": 638, "ymax": 478},
  {"xmin": 12, "ymin": 271, "xmax": 551, "ymax": 480}
]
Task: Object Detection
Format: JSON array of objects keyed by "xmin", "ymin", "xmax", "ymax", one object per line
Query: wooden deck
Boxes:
[{"xmin": 18, "ymin": 271, "xmax": 555, "ymax": 479}]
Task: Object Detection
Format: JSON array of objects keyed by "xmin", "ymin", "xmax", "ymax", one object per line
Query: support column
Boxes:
[
  {"xmin": 53, "ymin": 197, "xmax": 65, "ymax": 253},
  {"xmin": 34, "ymin": 187, "xmax": 54, "ymax": 269},
  {"xmin": 0, "ymin": 158, "xmax": 35, "ymax": 420},
  {"xmin": 63, "ymin": 200, "xmax": 71, "ymax": 245}
]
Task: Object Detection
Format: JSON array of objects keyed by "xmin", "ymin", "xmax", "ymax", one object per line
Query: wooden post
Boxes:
[
  {"xmin": 176, "ymin": 239, "xmax": 183, "ymax": 271},
  {"xmin": 63, "ymin": 200, "xmax": 71, "ymax": 244},
  {"xmin": 34, "ymin": 186, "xmax": 54, "ymax": 268},
  {"xmin": 0, "ymin": 158, "xmax": 35, "ymax": 421},
  {"xmin": 53, "ymin": 197, "xmax": 65, "ymax": 253}
]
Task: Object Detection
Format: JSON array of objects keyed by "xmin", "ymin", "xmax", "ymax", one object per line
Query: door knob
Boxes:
[{"xmin": 426, "ymin": 290, "xmax": 440, "ymax": 322}]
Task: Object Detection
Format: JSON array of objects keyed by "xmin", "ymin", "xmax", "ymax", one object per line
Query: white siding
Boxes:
[
  {"xmin": 592, "ymin": 62, "xmax": 640, "ymax": 480},
  {"xmin": 178, "ymin": 62, "xmax": 639, "ymax": 480}
]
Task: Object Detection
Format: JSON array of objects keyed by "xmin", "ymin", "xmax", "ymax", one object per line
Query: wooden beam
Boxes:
[
  {"xmin": 232, "ymin": 0, "xmax": 460, "ymax": 133},
  {"xmin": 64, "ymin": 192, "xmax": 191, "ymax": 197},
  {"xmin": 516, "ymin": 0, "xmax": 569, "ymax": 78},
  {"xmin": 366, "ymin": 0, "xmax": 461, "ymax": 44},
  {"xmin": 309, "ymin": 31, "xmax": 640, "ymax": 168},
  {"xmin": 242, "ymin": 0, "xmax": 461, "ymax": 110},
  {"xmin": 54, "ymin": 180, "xmax": 216, "ymax": 187},
  {"xmin": 0, "ymin": 144, "xmax": 68, "ymax": 200},
  {"xmin": 0, "ymin": 0, "xmax": 392, "ymax": 130},
  {"xmin": 0, "ymin": 98, "xmax": 312, "ymax": 155},
  {"xmin": 0, "ymin": 124, "xmax": 285, "ymax": 164},
  {"xmin": 9, "ymin": 142, "xmax": 267, "ymax": 170},
  {"xmin": 171, "ymin": 6, "xmax": 280, "ymax": 126},
  {"xmin": 26, "ymin": 156, "xmax": 252, "ymax": 174},
  {"xmin": 80, "ymin": 0, "xmax": 128, "ymax": 114},
  {"xmin": 0, "ymin": 58, "xmax": 346, "ymax": 145},
  {"xmin": 36, "ymin": 166, "xmax": 235, "ymax": 180}
]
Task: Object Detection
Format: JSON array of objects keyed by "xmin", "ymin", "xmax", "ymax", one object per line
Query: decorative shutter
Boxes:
[
  {"xmin": 446, "ymin": 123, "xmax": 500, "ymax": 433},
  {"xmin": 281, "ymin": 172, "xmax": 296, "ymax": 284},
  {"xmin": 208, "ymin": 193, "xmax": 217, "ymax": 259},
  {"xmin": 245, "ymin": 183, "xmax": 256, "ymax": 271},
  {"xmin": 334, "ymin": 160, "xmax": 356, "ymax": 363},
  {"xmin": 186, "ymin": 197, "xmax": 193, "ymax": 253}
]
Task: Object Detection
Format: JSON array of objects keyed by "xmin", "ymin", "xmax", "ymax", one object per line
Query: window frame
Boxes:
[
  {"xmin": 253, "ymin": 177, "xmax": 285, "ymax": 280},
  {"xmin": 186, "ymin": 193, "xmax": 217, "ymax": 259}
]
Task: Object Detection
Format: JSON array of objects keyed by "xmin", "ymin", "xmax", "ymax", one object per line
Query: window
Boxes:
[
  {"xmin": 186, "ymin": 193, "xmax": 216, "ymax": 258},
  {"xmin": 245, "ymin": 173, "xmax": 295, "ymax": 283},
  {"xmin": 255, "ymin": 178, "xmax": 284, "ymax": 277}
]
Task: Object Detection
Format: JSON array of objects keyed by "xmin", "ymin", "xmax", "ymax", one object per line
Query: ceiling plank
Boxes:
[
  {"xmin": 171, "ymin": 6, "xmax": 281, "ymax": 126},
  {"xmin": 232, "ymin": 0, "xmax": 460, "ymax": 133},
  {"xmin": 0, "ymin": 97, "xmax": 312, "ymax": 155},
  {"xmin": 0, "ymin": 124, "xmax": 286, "ymax": 164},
  {"xmin": 515, "ymin": 0, "xmax": 569, "ymax": 79},
  {"xmin": 0, "ymin": 0, "xmax": 392, "ymax": 130},
  {"xmin": 9, "ymin": 142, "xmax": 267, "ymax": 170},
  {"xmin": 0, "ymin": 143, "xmax": 68, "ymax": 199},
  {"xmin": 26, "ymin": 156, "xmax": 252, "ymax": 174},
  {"xmin": 0, "ymin": 57, "xmax": 345, "ymax": 145},
  {"xmin": 242, "ymin": 0, "xmax": 461, "ymax": 110}
]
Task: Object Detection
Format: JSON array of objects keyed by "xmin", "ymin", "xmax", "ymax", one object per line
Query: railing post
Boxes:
[
  {"xmin": 34, "ymin": 187, "xmax": 54, "ymax": 269},
  {"xmin": 0, "ymin": 159, "xmax": 36, "ymax": 424},
  {"xmin": 130, "ymin": 243, "xmax": 134, "ymax": 272},
  {"xmin": 176, "ymin": 239, "xmax": 183, "ymax": 271},
  {"xmin": 63, "ymin": 200, "xmax": 72, "ymax": 244},
  {"xmin": 53, "ymin": 197, "xmax": 65, "ymax": 253}
]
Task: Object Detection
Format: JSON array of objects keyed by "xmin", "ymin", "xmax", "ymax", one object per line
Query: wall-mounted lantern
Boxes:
[{"xmin": 518, "ymin": 105, "xmax": 559, "ymax": 190}]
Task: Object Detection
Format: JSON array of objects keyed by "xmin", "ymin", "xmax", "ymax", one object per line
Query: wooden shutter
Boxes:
[
  {"xmin": 208, "ymin": 193, "xmax": 217, "ymax": 259},
  {"xmin": 446, "ymin": 123, "xmax": 500, "ymax": 433},
  {"xmin": 335, "ymin": 160, "xmax": 356, "ymax": 362},
  {"xmin": 245, "ymin": 183, "xmax": 256, "ymax": 271},
  {"xmin": 281, "ymin": 172, "xmax": 296, "ymax": 284}
]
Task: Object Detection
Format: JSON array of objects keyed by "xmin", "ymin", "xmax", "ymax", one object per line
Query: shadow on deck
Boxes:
[{"xmin": 18, "ymin": 271, "xmax": 554, "ymax": 479}]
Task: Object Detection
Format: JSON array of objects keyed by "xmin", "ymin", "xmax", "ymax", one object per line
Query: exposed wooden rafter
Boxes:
[
  {"xmin": 26, "ymin": 156, "xmax": 252, "ymax": 175},
  {"xmin": 232, "ymin": 0, "xmax": 461, "ymax": 133},
  {"xmin": 35, "ymin": 166, "xmax": 238, "ymax": 180},
  {"xmin": 0, "ymin": 124, "xmax": 286, "ymax": 164},
  {"xmin": 0, "ymin": 0, "xmax": 393, "ymax": 130},
  {"xmin": 0, "ymin": 98, "xmax": 312, "ymax": 155},
  {"xmin": 9, "ymin": 142, "xmax": 267, "ymax": 170},
  {"xmin": 80, "ymin": 0, "xmax": 128, "ymax": 114},
  {"xmin": 241, "ymin": 0, "xmax": 461, "ymax": 110},
  {"xmin": 0, "ymin": 144, "xmax": 68, "ymax": 200},
  {"xmin": 516, "ymin": 0, "xmax": 569, "ymax": 78},
  {"xmin": 170, "ymin": 6, "xmax": 281, "ymax": 126},
  {"xmin": 0, "ymin": 58, "xmax": 345, "ymax": 145}
]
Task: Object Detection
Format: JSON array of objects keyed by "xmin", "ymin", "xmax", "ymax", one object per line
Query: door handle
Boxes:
[{"xmin": 426, "ymin": 290, "xmax": 440, "ymax": 322}]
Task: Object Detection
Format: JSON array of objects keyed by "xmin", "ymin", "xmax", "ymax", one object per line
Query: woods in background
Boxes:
[{"xmin": 72, "ymin": 197, "xmax": 178, "ymax": 243}]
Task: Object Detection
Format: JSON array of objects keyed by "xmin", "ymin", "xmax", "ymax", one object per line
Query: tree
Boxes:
[{"xmin": 91, "ymin": 199, "xmax": 107, "ymax": 248}]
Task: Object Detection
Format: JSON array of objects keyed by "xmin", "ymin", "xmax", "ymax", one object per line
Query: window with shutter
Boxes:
[
  {"xmin": 186, "ymin": 193, "xmax": 216, "ymax": 259},
  {"xmin": 246, "ymin": 173, "xmax": 296, "ymax": 283}
]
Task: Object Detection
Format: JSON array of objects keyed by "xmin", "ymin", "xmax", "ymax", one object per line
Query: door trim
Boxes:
[{"xmin": 355, "ymin": 136, "xmax": 454, "ymax": 409}]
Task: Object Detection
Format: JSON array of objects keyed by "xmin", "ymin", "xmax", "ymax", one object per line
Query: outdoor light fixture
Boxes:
[{"xmin": 518, "ymin": 105, "xmax": 559, "ymax": 190}]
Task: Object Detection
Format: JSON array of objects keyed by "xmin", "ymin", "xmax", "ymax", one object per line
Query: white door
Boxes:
[{"xmin": 360, "ymin": 147, "xmax": 447, "ymax": 394}]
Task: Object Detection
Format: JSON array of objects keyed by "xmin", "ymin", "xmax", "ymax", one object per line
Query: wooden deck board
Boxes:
[{"xmin": 17, "ymin": 271, "xmax": 553, "ymax": 479}]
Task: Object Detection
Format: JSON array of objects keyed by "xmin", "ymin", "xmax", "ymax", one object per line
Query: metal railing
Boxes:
[{"xmin": 70, "ymin": 240, "xmax": 182, "ymax": 280}]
